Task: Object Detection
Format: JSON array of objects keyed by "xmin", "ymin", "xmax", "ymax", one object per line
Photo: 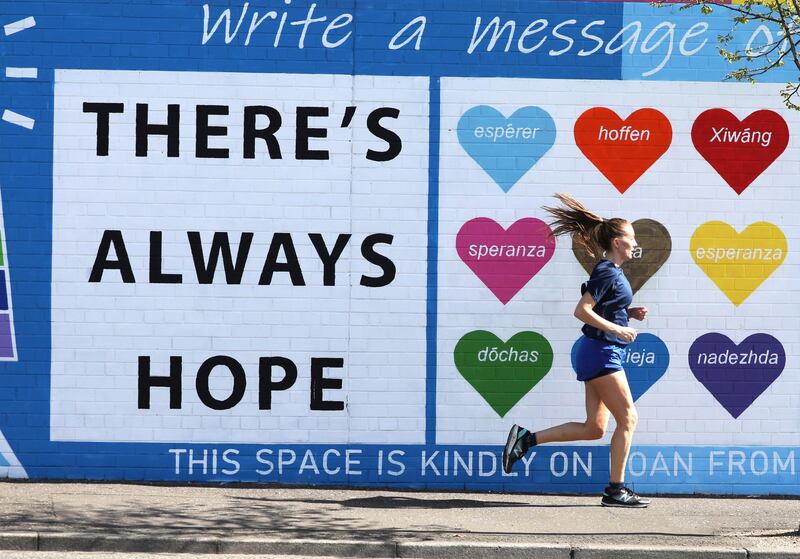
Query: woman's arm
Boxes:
[{"xmin": 574, "ymin": 292, "xmax": 637, "ymax": 343}]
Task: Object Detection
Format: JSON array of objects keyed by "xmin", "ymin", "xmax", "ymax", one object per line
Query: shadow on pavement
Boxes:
[
  {"xmin": 0, "ymin": 499, "xmax": 451, "ymax": 539},
  {"xmin": 342, "ymin": 496, "xmax": 594, "ymax": 509},
  {"xmin": 230, "ymin": 495, "xmax": 595, "ymax": 509},
  {"xmin": 0, "ymin": 499, "xmax": 720, "ymax": 540}
]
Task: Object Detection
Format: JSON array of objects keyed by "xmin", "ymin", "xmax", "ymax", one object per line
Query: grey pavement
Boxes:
[
  {"xmin": 0, "ymin": 555, "xmax": 344, "ymax": 559},
  {"xmin": 0, "ymin": 482, "xmax": 798, "ymax": 558}
]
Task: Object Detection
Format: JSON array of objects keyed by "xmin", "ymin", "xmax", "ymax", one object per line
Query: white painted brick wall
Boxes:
[
  {"xmin": 438, "ymin": 78, "xmax": 799, "ymax": 446},
  {"xmin": 50, "ymin": 70, "xmax": 430, "ymax": 445},
  {"xmin": 45, "ymin": 70, "xmax": 799, "ymax": 457}
]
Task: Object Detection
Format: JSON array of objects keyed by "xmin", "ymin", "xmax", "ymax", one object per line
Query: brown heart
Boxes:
[{"xmin": 572, "ymin": 218, "xmax": 671, "ymax": 295}]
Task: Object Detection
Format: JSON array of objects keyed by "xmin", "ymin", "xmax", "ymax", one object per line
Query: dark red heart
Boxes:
[{"xmin": 691, "ymin": 109, "xmax": 789, "ymax": 195}]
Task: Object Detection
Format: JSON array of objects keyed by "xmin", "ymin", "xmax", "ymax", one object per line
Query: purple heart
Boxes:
[{"xmin": 688, "ymin": 333, "xmax": 785, "ymax": 419}]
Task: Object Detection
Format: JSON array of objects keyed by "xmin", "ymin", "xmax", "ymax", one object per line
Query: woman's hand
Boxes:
[
  {"xmin": 615, "ymin": 326, "xmax": 638, "ymax": 343},
  {"xmin": 628, "ymin": 306, "xmax": 648, "ymax": 321},
  {"xmin": 575, "ymin": 292, "xmax": 638, "ymax": 341}
]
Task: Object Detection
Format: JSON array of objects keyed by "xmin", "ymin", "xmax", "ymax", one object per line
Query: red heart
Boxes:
[
  {"xmin": 691, "ymin": 109, "xmax": 789, "ymax": 195},
  {"xmin": 574, "ymin": 107, "xmax": 672, "ymax": 194}
]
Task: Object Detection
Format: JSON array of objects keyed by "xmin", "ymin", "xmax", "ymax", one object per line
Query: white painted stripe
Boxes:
[
  {"xmin": 1, "ymin": 110, "xmax": 35, "ymax": 130},
  {"xmin": 5, "ymin": 67, "xmax": 38, "ymax": 79},
  {"xmin": 3, "ymin": 16, "xmax": 36, "ymax": 36}
]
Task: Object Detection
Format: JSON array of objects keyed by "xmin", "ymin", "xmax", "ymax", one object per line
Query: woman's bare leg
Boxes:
[
  {"xmin": 534, "ymin": 378, "xmax": 610, "ymax": 444},
  {"xmin": 587, "ymin": 371, "xmax": 638, "ymax": 483}
]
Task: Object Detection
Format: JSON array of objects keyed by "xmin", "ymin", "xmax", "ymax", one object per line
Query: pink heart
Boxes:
[{"xmin": 456, "ymin": 217, "xmax": 555, "ymax": 304}]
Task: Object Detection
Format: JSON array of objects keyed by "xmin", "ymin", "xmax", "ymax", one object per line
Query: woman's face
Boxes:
[{"xmin": 611, "ymin": 222, "xmax": 637, "ymax": 262}]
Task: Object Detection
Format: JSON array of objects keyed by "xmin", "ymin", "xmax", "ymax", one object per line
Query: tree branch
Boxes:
[
  {"xmin": 658, "ymin": 1, "xmax": 800, "ymax": 109},
  {"xmin": 774, "ymin": 2, "xmax": 800, "ymax": 73}
]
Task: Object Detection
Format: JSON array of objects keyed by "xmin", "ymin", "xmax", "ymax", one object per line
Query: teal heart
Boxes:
[{"xmin": 457, "ymin": 105, "xmax": 556, "ymax": 192}]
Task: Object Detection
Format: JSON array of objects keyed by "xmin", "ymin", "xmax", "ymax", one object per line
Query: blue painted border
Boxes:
[
  {"xmin": 17, "ymin": 443, "xmax": 796, "ymax": 495},
  {"xmin": 0, "ymin": 67, "xmax": 54, "ymax": 470},
  {"xmin": 425, "ymin": 76, "xmax": 440, "ymax": 446}
]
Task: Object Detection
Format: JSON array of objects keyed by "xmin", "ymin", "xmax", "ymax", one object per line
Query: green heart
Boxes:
[{"xmin": 454, "ymin": 330, "xmax": 553, "ymax": 417}]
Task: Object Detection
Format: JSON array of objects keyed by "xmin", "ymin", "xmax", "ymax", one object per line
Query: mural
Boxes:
[{"xmin": 0, "ymin": 0, "xmax": 797, "ymax": 493}]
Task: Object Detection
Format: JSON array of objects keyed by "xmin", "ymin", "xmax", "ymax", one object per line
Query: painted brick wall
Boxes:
[{"xmin": 0, "ymin": 0, "xmax": 797, "ymax": 495}]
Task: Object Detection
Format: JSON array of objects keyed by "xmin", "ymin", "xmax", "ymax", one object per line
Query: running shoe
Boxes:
[
  {"xmin": 621, "ymin": 487, "xmax": 651, "ymax": 505},
  {"xmin": 601, "ymin": 487, "xmax": 651, "ymax": 508},
  {"xmin": 502, "ymin": 424, "xmax": 530, "ymax": 474}
]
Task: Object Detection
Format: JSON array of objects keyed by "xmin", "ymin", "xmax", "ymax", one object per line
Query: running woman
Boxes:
[{"xmin": 502, "ymin": 193, "xmax": 651, "ymax": 508}]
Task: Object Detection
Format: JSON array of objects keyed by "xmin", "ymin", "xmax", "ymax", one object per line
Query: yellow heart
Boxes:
[{"xmin": 690, "ymin": 221, "xmax": 787, "ymax": 306}]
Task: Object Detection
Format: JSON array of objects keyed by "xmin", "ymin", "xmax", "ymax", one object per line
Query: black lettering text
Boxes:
[
  {"xmin": 360, "ymin": 233, "xmax": 396, "ymax": 287},
  {"xmin": 83, "ymin": 102, "xmax": 124, "ymax": 156},
  {"xmin": 138, "ymin": 355, "xmax": 182, "ymax": 409},
  {"xmin": 89, "ymin": 230, "xmax": 135, "ymax": 283},
  {"xmin": 259, "ymin": 356, "xmax": 298, "ymax": 410},
  {"xmin": 188, "ymin": 231, "xmax": 253, "ymax": 284},
  {"xmin": 136, "ymin": 103, "xmax": 180, "ymax": 157},
  {"xmin": 366, "ymin": 107, "xmax": 402, "ymax": 161},
  {"xmin": 310, "ymin": 357, "xmax": 344, "ymax": 411},
  {"xmin": 196, "ymin": 356, "xmax": 247, "ymax": 410},
  {"xmin": 296, "ymin": 106, "xmax": 329, "ymax": 160},
  {"xmin": 196, "ymin": 104, "xmax": 229, "ymax": 158}
]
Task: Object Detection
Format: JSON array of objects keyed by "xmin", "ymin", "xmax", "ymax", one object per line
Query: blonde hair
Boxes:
[{"xmin": 542, "ymin": 193, "xmax": 628, "ymax": 259}]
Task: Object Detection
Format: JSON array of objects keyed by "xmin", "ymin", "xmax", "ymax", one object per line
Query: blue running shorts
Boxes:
[{"xmin": 574, "ymin": 335, "xmax": 627, "ymax": 382}]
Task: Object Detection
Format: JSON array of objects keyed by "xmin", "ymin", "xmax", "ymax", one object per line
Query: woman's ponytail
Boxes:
[{"xmin": 542, "ymin": 193, "xmax": 627, "ymax": 258}]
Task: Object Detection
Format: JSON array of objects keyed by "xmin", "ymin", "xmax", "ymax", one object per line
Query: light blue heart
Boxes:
[
  {"xmin": 457, "ymin": 105, "xmax": 556, "ymax": 192},
  {"xmin": 570, "ymin": 333, "xmax": 669, "ymax": 402}
]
